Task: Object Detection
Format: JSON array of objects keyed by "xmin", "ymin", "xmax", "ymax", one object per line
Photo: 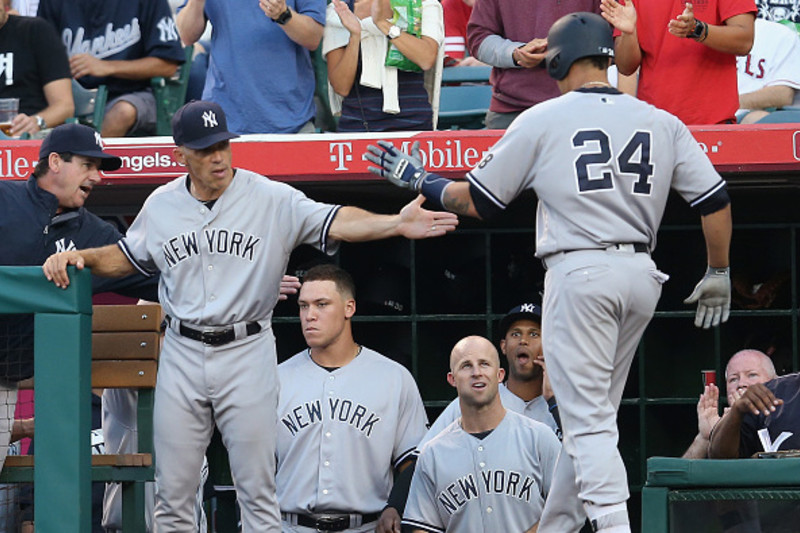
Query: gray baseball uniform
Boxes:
[
  {"xmin": 403, "ymin": 410, "xmax": 561, "ymax": 533},
  {"xmin": 418, "ymin": 383, "xmax": 559, "ymax": 450},
  {"xmin": 276, "ymin": 347, "xmax": 428, "ymax": 532},
  {"xmin": 120, "ymin": 168, "xmax": 341, "ymax": 532},
  {"xmin": 467, "ymin": 88, "xmax": 728, "ymax": 531}
]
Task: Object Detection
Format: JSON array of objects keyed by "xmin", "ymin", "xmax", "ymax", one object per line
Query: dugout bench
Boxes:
[
  {"xmin": 0, "ymin": 267, "xmax": 157, "ymax": 532},
  {"xmin": 642, "ymin": 456, "xmax": 800, "ymax": 532}
]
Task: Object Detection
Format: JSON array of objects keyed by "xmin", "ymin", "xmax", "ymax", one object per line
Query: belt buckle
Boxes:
[
  {"xmin": 200, "ymin": 329, "xmax": 230, "ymax": 346},
  {"xmin": 315, "ymin": 515, "xmax": 349, "ymax": 531}
]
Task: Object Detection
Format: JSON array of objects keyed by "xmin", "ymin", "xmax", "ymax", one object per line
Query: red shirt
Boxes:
[
  {"xmin": 443, "ymin": 0, "xmax": 472, "ymax": 65},
  {"xmin": 630, "ymin": 0, "xmax": 756, "ymax": 124}
]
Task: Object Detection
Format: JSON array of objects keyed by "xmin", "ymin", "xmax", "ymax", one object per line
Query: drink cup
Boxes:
[
  {"xmin": 702, "ymin": 370, "xmax": 716, "ymax": 387},
  {"xmin": 0, "ymin": 98, "xmax": 19, "ymax": 136}
]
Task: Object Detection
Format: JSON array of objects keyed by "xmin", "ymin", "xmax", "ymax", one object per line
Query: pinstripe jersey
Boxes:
[
  {"xmin": 467, "ymin": 87, "xmax": 727, "ymax": 259},
  {"xmin": 120, "ymin": 169, "xmax": 341, "ymax": 326},
  {"xmin": 276, "ymin": 347, "xmax": 428, "ymax": 514},
  {"xmin": 403, "ymin": 410, "xmax": 561, "ymax": 533}
]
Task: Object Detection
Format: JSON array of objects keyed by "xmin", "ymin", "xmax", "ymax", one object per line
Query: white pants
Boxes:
[
  {"xmin": 537, "ymin": 249, "xmax": 664, "ymax": 532},
  {"xmin": 153, "ymin": 328, "xmax": 280, "ymax": 533}
]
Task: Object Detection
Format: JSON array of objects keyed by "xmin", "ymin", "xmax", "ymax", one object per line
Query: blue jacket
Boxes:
[{"xmin": 0, "ymin": 176, "xmax": 159, "ymax": 381}]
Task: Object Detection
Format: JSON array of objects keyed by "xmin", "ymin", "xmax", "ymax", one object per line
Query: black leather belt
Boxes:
[
  {"xmin": 289, "ymin": 512, "xmax": 380, "ymax": 531},
  {"xmin": 165, "ymin": 315, "xmax": 261, "ymax": 346}
]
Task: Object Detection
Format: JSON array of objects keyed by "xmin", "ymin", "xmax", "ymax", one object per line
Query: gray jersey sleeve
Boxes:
[
  {"xmin": 394, "ymin": 368, "xmax": 430, "ymax": 467},
  {"xmin": 417, "ymin": 397, "xmax": 460, "ymax": 451},
  {"xmin": 404, "ymin": 435, "xmax": 449, "ymax": 533}
]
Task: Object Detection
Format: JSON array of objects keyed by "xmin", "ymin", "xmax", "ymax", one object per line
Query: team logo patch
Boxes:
[
  {"xmin": 202, "ymin": 111, "xmax": 219, "ymax": 128},
  {"xmin": 94, "ymin": 131, "xmax": 104, "ymax": 148}
]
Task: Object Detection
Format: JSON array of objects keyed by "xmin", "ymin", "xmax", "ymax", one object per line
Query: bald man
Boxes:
[
  {"xmin": 402, "ymin": 336, "xmax": 578, "ymax": 533},
  {"xmin": 683, "ymin": 349, "xmax": 778, "ymax": 459}
]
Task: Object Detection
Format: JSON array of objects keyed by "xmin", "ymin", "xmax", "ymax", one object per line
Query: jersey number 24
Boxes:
[{"xmin": 572, "ymin": 130, "xmax": 653, "ymax": 195}]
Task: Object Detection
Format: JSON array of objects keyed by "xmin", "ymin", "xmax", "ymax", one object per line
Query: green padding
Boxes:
[
  {"xmin": 0, "ymin": 266, "xmax": 92, "ymax": 314},
  {"xmin": 669, "ymin": 489, "xmax": 800, "ymax": 501},
  {"xmin": 647, "ymin": 457, "xmax": 800, "ymax": 488}
]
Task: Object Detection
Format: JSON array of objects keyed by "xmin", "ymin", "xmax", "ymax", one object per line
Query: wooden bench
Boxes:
[{"xmin": 0, "ymin": 304, "xmax": 161, "ymax": 529}]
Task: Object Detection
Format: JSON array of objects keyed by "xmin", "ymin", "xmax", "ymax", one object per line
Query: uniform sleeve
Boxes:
[
  {"xmin": 295, "ymin": 0, "xmax": 327, "ymax": 26},
  {"xmin": 35, "ymin": 18, "xmax": 71, "ymax": 84},
  {"xmin": 535, "ymin": 426, "xmax": 563, "ymax": 497},
  {"xmin": 392, "ymin": 370, "xmax": 430, "ymax": 468},
  {"xmin": 402, "ymin": 449, "xmax": 446, "ymax": 533},
  {"xmin": 140, "ymin": 0, "xmax": 187, "ymax": 63},
  {"xmin": 738, "ymin": 411, "xmax": 762, "ymax": 458},
  {"xmin": 283, "ymin": 184, "xmax": 342, "ymax": 255},
  {"xmin": 668, "ymin": 121, "xmax": 729, "ymax": 214},
  {"xmin": 119, "ymin": 202, "xmax": 159, "ymax": 276},
  {"xmin": 466, "ymin": 115, "xmax": 541, "ymax": 210},
  {"xmin": 417, "ymin": 397, "xmax": 459, "ymax": 451}
]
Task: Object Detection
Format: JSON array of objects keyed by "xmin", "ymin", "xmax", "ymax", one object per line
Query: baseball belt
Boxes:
[
  {"xmin": 542, "ymin": 242, "xmax": 650, "ymax": 270},
  {"xmin": 164, "ymin": 315, "xmax": 262, "ymax": 346},
  {"xmin": 281, "ymin": 511, "xmax": 380, "ymax": 531}
]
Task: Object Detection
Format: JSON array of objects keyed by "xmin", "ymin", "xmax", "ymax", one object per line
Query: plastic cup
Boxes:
[
  {"xmin": 702, "ymin": 370, "xmax": 716, "ymax": 387},
  {"xmin": 0, "ymin": 98, "xmax": 19, "ymax": 136}
]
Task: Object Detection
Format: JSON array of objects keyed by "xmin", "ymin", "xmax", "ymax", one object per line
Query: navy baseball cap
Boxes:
[
  {"xmin": 171, "ymin": 100, "xmax": 239, "ymax": 149},
  {"xmin": 498, "ymin": 303, "xmax": 543, "ymax": 338},
  {"xmin": 38, "ymin": 123, "xmax": 122, "ymax": 171}
]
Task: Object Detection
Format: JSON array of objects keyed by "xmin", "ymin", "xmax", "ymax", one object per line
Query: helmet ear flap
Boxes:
[{"xmin": 548, "ymin": 53, "xmax": 560, "ymax": 77}]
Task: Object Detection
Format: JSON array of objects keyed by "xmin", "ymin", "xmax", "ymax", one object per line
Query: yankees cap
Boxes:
[
  {"xmin": 38, "ymin": 123, "xmax": 121, "ymax": 171},
  {"xmin": 172, "ymin": 100, "xmax": 239, "ymax": 150},
  {"xmin": 498, "ymin": 302, "xmax": 543, "ymax": 338}
]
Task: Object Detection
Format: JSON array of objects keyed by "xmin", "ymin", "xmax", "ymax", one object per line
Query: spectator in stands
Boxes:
[
  {"xmin": 709, "ymin": 370, "xmax": 799, "ymax": 458},
  {"xmin": 0, "ymin": 2, "xmax": 73, "ymax": 138},
  {"xmin": 322, "ymin": 0, "xmax": 444, "ymax": 132},
  {"xmin": 9, "ymin": 0, "xmax": 36, "ymax": 16},
  {"xmin": 176, "ymin": 0, "xmax": 325, "ymax": 134},
  {"xmin": 37, "ymin": 0, "xmax": 186, "ymax": 137},
  {"xmin": 736, "ymin": 18, "xmax": 800, "ymax": 123},
  {"xmin": 442, "ymin": 0, "xmax": 484, "ymax": 67},
  {"xmin": 683, "ymin": 349, "xmax": 779, "ymax": 459},
  {"xmin": 601, "ymin": 0, "xmax": 755, "ymax": 125},
  {"xmin": 466, "ymin": 0, "xmax": 601, "ymax": 129}
]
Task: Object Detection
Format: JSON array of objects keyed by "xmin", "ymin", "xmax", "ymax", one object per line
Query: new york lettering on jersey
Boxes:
[
  {"xmin": 162, "ymin": 229, "xmax": 262, "ymax": 268},
  {"xmin": 280, "ymin": 396, "xmax": 382, "ymax": 437},
  {"xmin": 437, "ymin": 469, "xmax": 537, "ymax": 515}
]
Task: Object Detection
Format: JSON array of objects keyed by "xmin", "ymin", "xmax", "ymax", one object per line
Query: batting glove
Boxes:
[
  {"xmin": 683, "ymin": 266, "xmax": 731, "ymax": 329},
  {"xmin": 365, "ymin": 140, "xmax": 429, "ymax": 191}
]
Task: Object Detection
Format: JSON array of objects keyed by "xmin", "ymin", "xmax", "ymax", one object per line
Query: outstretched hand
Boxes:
[
  {"xmin": 731, "ymin": 383, "xmax": 783, "ymax": 417},
  {"xmin": 278, "ymin": 275, "xmax": 301, "ymax": 301},
  {"xmin": 668, "ymin": 2, "xmax": 696, "ymax": 38},
  {"xmin": 600, "ymin": 0, "xmax": 637, "ymax": 34},
  {"xmin": 684, "ymin": 267, "xmax": 730, "ymax": 328},
  {"xmin": 397, "ymin": 195, "xmax": 459, "ymax": 239},
  {"xmin": 42, "ymin": 251, "xmax": 86, "ymax": 289},
  {"xmin": 697, "ymin": 384, "xmax": 720, "ymax": 440},
  {"xmin": 365, "ymin": 141, "xmax": 429, "ymax": 190}
]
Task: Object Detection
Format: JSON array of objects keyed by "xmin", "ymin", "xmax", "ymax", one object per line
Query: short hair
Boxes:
[
  {"xmin": 575, "ymin": 56, "xmax": 611, "ymax": 71},
  {"xmin": 725, "ymin": 349, "xmax": 778, "ymax": 380},
  {"xmin": 32, "ymin": 152, "xmax": 74, "ymax": 178},
  {"xmin": 302, "ymin": 264, "xmax": 356, "ymax": 300}
]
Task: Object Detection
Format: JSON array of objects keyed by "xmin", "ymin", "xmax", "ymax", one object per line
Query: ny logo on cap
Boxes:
[
  {"xmin": 94, "ymin": 131, "xmax": 104, "ymax": 148},
  {"xmin": 202, "ymin": 110, "xmax": 219, "ymax": 128},
  {"xmin": 520, "ymin": 303, "xmax": 537, "ymax": 313}
]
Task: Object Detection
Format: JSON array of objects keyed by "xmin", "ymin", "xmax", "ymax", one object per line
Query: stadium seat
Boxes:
[
  {"xmin": 151, "ymin": 45, "xmax": 194, "ymax": 136},
  {"xmin": 755, "ymin": 109, "xmax": 800, "ymax": 124},
  {"xmin": 438, "ymin": 65, "xmax": 492, "ymax": 130},
  {"xmin": 70, "ymin": 78, "xmax": 108, "ymax": 132}
]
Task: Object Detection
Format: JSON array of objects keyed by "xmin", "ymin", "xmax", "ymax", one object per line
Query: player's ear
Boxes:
[
  {"xmin": 497, "ymin": 367, "xmax": 505, "ymax": 383},
  {"xmin": 446, "ymin": 372, "xmax": 456, "ymax": 388},
  {"xmin": 172, "ymin": 146, "xmax": 186, "ymax": 165},
  {"xmin": 345, "ymin": 298, "xmax": 356, "ymax": 319},
  {"xmin": 499, "ymin": 338, "xmax": 507, "ymax": 355}
]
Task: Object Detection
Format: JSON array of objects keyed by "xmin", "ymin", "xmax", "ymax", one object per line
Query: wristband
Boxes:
[
  {"xmin": 688, "ymin": 20, "xmax": 708, "ymax": 42},
  {"xmin": 418, "ymin": 173, "xmax": 453, "ymax": 211}
]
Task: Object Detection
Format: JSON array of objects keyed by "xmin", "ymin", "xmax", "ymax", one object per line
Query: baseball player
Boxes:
[
  {"xmin": 403, "ymin": 335, "xmax": 570, "ymax": 533},
  {"xmin": 419, "ymin": 302, "xmax": 560, "ymax": 451},
  {"xmin": 276, "ymin": 264, "xmax": 428, "ymax": 532},
  {"xmin": 366, "ymin": 12, "xmax": 732, "ymax": 533},
  {"xmin": 42, "ymin": 100, "xmax": 457, "ymax": 532}
]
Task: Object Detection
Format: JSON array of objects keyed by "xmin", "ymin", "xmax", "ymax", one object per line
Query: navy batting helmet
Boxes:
[{"xmin": 545, "ymin": 12, "xmax": 614, "ymax": 81}]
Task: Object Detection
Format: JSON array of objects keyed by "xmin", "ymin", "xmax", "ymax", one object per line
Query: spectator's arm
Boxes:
[
  {"xmin": 709, "ymin": 383, "xmax": 782, "ymax": 458},
  {"xmin": 373, "ymin": 19, "xmax": 439, "ymax": 70},
  {"xmin": 740, "ymin": 86, "xmax": 795, "ymax": 111},
  {"xmin": 70, "ymin": 55, "xmax": 179, "ymax": 81},
  {"xmin": 176, "ymin": 0, "xmax": 208, "ymax": 46},
  {"xmin": 325, "ymin": 0, "xmax": 361, "ymax": 96},
  {"xmin": 10, "ymin": 418, "xmax": 34, "ymax": 443},
  {"xmin": 669, "ymin": 7, "xmax": 754, "ymax": 56},
  {"xmin": 40, "ymin": 77, "xmax": 75, "ymax": 127},
  {"xmin": 682, "ymin": 384, "xmax": 720, "ymax": 459},
  {"xmin": 279, "ymin": 12, "xmax": 325, "ymax": 51},
  {"xmin": 601, "ymin": 0, "xmax": 642, "ymax": 76}
]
